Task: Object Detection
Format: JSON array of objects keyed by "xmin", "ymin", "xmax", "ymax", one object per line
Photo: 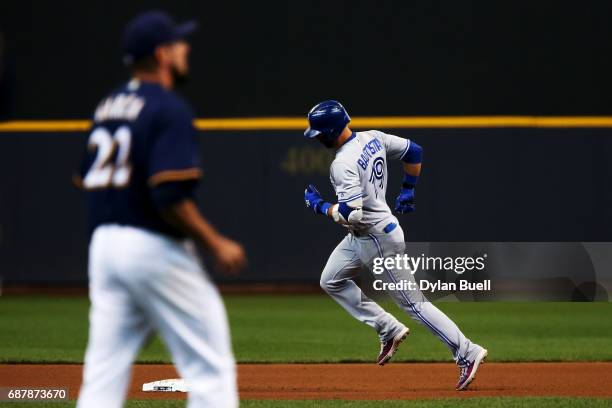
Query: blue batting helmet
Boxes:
[{"xmin": 304, "ymin": 100, "xmax": 351, "ymax": 141}]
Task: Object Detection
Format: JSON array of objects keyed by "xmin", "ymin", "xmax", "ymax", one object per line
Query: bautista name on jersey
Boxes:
[
  {"xmin": 356, "ymin": 138, "xmax": 384, "ymax": 170},
  {"xmin": 330, "ymin": 130, "xmax": 411, "ymax": 232}
]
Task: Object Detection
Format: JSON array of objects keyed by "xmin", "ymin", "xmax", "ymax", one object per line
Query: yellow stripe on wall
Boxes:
[
  {"xmin": 0, "ymin": 120, "xmax": 92, "ymax": 132},
  {"xmin": 198, "ymin": 116, "xmax": 612, "ymax": 129},
  {"xmin": 2, "ymin": 116, "xmax": 612, "ymax": 132}
]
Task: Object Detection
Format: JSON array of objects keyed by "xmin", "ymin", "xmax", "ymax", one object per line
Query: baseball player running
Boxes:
[
  {"xmin": 74, "ymin": 11, "xmax": 245, "ymax": 407},
  {"xmin": 303, "ymin": 100, "xmax": 487, "ymax": 390}
]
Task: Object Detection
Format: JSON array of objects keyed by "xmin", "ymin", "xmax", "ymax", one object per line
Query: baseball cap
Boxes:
[{"xmin": 122, "ymin": 10, "xmax": 198, "ymax": 65}]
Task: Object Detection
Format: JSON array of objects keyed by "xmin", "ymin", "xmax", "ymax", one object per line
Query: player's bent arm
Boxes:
[
  {"xmin": 304, "ymin": 185, "xmax": 363, "ymax": 225},
  {"xmin": 314, "ymin": 197, "xmax": 364, "ymax": 225},
  {"xmin": 328, "ymin": 198, "xmax": 363, "ymax": 225},
  {"xmin": 395, "ymin": 141, "xmax": 423, "ymax": 214},
  {"xmin": 160, "ymin": 200, "xmax": 247, "ymax": 274},
  {"xmin": 401, "ymin": 141, "xmax": 422, "ymax": 186},
  {"xmin": 152, "ymin": 182, "xmax": 246, "ymax": 273},
  {"xmin": 160, "ymin": 199, "xmax": 221, "ymax": 250}
]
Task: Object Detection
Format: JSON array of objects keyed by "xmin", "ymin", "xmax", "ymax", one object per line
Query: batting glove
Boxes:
[
  {"xmin": 304, "ymin": 184, "xmax": 331, "ymax": 215},
  {"xmin": 395, "ymin": 174, "xmax": 418, "ymax": 214},
  {"xmin": 395, "ymin": 188, "xmax": 415, "ymax": 213}
]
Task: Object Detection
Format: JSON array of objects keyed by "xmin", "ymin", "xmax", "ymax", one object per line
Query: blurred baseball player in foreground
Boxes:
[
  {"xmin": 74, "ymin": 11, "xmax": 245, "ymax": 407},
  {"xmin": 303, "ymin": 100, "xmax": 487, "ymax": 390}
]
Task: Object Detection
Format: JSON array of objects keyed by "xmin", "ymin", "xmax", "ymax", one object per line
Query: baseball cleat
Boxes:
[
  {"xmin": 376, "ymin": 327, "xmax": 410, "ymax": 365},
  {"xmin": 456, "ymin": 348, "xmax": 488, "ymax": 391}
]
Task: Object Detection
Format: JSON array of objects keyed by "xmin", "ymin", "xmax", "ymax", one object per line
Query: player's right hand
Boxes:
[
  {"xmin": 304, "ymin": 184, "xmax": 324, "ymax": 213},
  {"xmin": 210, "ymin": 236, "xmax": 247, "ymax": 275}
]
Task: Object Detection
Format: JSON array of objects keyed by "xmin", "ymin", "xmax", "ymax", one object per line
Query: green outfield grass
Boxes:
[
  {"xmin": 1, "ymin": 398, "xmax": 611, "ymax": 408},
  {"xmin": 1, "ymin": 295, "xmax": 611, "ymax": 363}
]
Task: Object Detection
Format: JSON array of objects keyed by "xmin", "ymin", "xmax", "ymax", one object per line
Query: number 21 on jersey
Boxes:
[{"xmin": 83, "ymin": 126, "xmax": 132, "ymax": 189}]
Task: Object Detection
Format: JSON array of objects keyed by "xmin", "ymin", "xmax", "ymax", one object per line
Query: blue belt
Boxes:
[{"xmin": 383, "ymin": 222, "xmax": 398, "ymax": 233}]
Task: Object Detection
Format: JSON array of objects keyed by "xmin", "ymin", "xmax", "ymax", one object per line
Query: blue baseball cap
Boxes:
[{"xmin": 122, "ymin": 10, "xmax": 198, "ymax": 65}]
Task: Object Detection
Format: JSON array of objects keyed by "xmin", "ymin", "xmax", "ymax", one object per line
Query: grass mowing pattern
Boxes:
[{"xmin": 1, "ymin": 295, "xmax": 611, "ymax": 363}]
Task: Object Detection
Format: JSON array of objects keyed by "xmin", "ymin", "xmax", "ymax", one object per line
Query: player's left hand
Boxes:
[
  {"xmin": 304, "ymin": 184, "xmax": 325, "ymax": 214},
  {"xmin": 395, "ymin": 187, "xmax": 415, "ymax": 214}
]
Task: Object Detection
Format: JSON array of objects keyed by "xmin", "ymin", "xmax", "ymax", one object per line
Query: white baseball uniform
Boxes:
[
  {"xmin": 77, "ymin": 225, "xmax": 237, "ymax": 408},
  {"xmin": 320, "ymin": 130, "xmax": 484, "ymax": 366}
]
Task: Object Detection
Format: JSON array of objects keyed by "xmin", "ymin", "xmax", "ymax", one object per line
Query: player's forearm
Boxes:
[
  {"xmin": 304, "ymin": 185, "xmax": 363, "ymax": 224},
  {"xmin": 394, "ymin": 142, "xmax": 422, "ymax": 214},
  {"xmin": 403, "ymin": 162, "xmax": 421, "ymax": 177},
  {"xmin": 401, "ymin": 141, "xmax": 422, "ymax": 186},
  {"xmin": 160, "ymin": 199, "xmax": 223, "ymax": 251},
  {"xmin": 317, "ymin": 200, "xmax": 360, "ymax": 222}
]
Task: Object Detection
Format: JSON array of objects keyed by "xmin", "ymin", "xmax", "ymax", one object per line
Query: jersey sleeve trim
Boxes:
[
  {"xmin": 399, "ymin": 140, "xmax": 411, "ymax": 160},
  {"xmin": 148, "ymin": 168, "xmax": 203, "ymax": 187}
]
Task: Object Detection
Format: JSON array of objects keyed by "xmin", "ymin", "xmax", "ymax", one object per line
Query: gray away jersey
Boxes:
[{"xmin": 330, "ymin": 130, "xmax": 410, "ymax": 232}]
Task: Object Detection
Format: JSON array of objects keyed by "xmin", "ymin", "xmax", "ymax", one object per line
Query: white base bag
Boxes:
[{"xmin": 142, "ymin": 378, "xmax": 190, "ymax": 392}]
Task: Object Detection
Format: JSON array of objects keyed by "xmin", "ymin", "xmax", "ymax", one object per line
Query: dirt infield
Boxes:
[{"xmin": 1, "ymin": 363, "xmax": 611, "ymax": 400}]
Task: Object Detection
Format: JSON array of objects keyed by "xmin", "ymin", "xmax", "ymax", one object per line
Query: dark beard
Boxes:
[
  {"xmin": 171, "ymin": 66, "xmax": 189, "ymax": 87},
  {"xmin": 317, "ymin": 136, "xmax": 336, "ymax": 148}
]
